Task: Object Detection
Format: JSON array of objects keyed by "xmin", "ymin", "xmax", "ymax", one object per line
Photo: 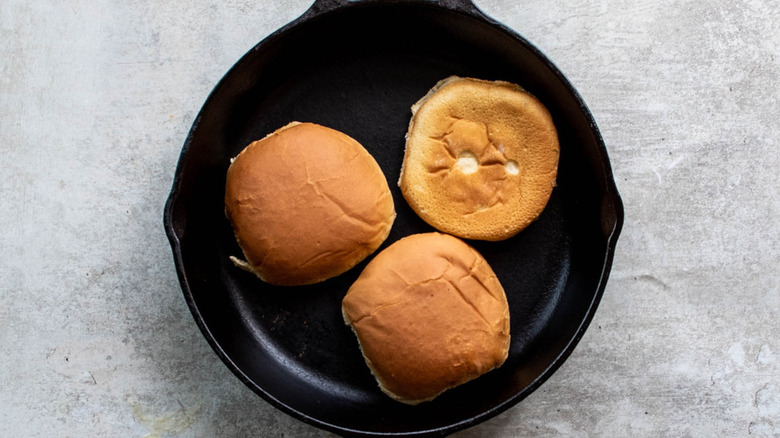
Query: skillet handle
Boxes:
[{"xmin": 304, "ymin": 0, "xmax": 482, "ymax": 18}]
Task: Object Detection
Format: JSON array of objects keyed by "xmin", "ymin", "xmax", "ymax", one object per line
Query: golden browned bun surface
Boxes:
[
  {"xmin": 399, "ymin": 76, "xmax": 560, "ymax": 241},
  {"xmin": 225, "ymin": 122, "xmax": 395, "ymax": 286},
  {"xmin": 342, "ymin": 232, "xmax": 510, "ymax": 405}
]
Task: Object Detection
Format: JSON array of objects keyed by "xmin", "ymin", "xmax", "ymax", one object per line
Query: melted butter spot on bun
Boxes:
[{"xmin": 455, "ymin": 151, "xmax": 479, "ymax": 174}]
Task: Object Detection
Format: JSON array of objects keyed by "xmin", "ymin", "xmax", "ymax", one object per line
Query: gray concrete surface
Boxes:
[{"xmin": 1, "ymin": 0, "xmax": 778, "ymax": 436}]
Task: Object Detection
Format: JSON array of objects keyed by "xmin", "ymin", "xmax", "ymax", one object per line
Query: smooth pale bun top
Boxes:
[
  {"xmin": 225, "ymin": 122, "xmax": 395, "ymax": 286},
  {"xmin": 342, "ymin": 232, "xmax": 510, "ymax": 405},
  {"xmin": 399, "ymin": 76, "xmax": 560, "ymax": 241}
]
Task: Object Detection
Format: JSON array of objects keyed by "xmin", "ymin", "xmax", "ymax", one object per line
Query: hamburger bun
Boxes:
[
  {"xmin": 225, "ymin": 122, "xmax": 396, "ymax": 286},
  {"xmin": 399, "ymin": 76, "xmax": 560, "ymax": 241},
  {"xmin": 342, "ymin": 232, "xmax": 510, "ymax": 405}
]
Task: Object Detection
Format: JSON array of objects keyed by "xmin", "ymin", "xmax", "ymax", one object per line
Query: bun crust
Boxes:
[
  {"xmin": 225, "ymin": 122, "xmax": 395, "ymax": 286},
  {"xmin": 342, "ymin": 232, "xmax": 510, "ymax": 405},
  {"xmin": 399, "ymin": 76, "xmax": 560, "ymax": 241}
]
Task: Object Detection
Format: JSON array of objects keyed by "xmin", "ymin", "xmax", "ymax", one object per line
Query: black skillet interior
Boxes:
[{"xmin": 164, "ymin": 0, "xmax": 624, "ymax": 436}]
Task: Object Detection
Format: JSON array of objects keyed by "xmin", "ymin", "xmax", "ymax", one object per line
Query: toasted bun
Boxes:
[
  {"xmin": 399, "ymin": 76, "xmax": 560, "ymax": 241},
  {"xmin": 342, "ymin": 232, "xmax": 510, "ymax": 404},
  {"xmin": 225, "ymin": 122, "xmax": 396, "ymax": 286}
]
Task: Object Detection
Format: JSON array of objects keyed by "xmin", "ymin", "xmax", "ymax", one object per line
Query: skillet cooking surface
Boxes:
[{"xmin": 164, "ymin": 1, "xmax": 623, "ymax": 436}]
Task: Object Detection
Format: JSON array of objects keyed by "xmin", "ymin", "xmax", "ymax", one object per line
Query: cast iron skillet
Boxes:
[{"xmin": 164, "ymin": 0, "xmax": 624, "ymax": 436}]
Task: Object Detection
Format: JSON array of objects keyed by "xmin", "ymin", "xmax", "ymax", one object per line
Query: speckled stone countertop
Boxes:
[{"xmin": 1, "ymin": 0, "xmax": 778, "ymax": 436}]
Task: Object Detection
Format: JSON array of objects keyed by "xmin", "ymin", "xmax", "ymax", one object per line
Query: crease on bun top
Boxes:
[{"xmin": 224, "ymin": 121, "xmax": 396, "ymax": 286}]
